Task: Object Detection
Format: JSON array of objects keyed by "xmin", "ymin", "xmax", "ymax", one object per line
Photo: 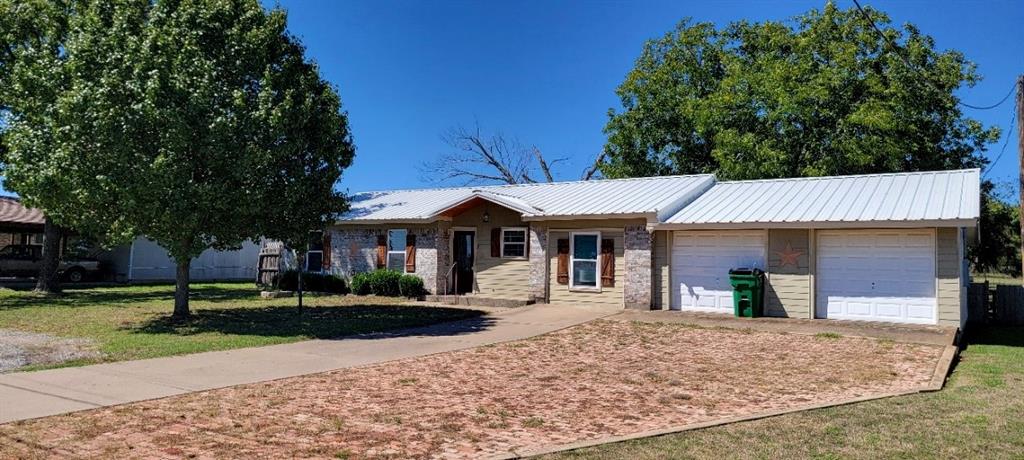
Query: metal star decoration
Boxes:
[{"xmin": 775, "ymin": 241, "xmax": 804, "ymax": 268}]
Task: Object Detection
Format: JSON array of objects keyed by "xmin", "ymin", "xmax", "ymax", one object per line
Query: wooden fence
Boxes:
[
  {"xmin": 968, "ymin": 281, "xmax": 1024, "ymax": 326},
  {"xmin": 256, "ymin": 241, "xmax": 284, "ymax": 287}
]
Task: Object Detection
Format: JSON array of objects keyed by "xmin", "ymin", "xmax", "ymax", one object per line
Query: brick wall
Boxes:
[
  {"xmin": 624, "ymin": 225, "xmax": 653, "ymax": 309},
  {"xmin": 327, "ymin": 225, "xmax": 444, "ymax": 294}
]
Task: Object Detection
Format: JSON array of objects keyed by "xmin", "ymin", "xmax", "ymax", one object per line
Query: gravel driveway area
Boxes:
[
  {"xmin": 0, "ymin": 320, "xmax": 942, "ymax": 459},
  {"xmin": 0, "ymin": 329, "xmax": 100, "ymax": 372}
]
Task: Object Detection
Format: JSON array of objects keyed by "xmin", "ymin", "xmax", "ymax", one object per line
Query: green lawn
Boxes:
[
  {"xmin": 545, "ymin": 326, "xmax": 1024, "ymax": 459},
  {"xmin": 973, "ymin": 272, "xmax": 1022, "ymax": 286},
  {"xmin": 0, "ymin": 283, "xmax": 482, "ymax": 369}
]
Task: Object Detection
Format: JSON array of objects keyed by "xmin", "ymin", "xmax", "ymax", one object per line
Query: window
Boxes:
[
  {"xmin": 570, "ymin": 232, "xmax": 600, "ymax": 290},
  {"xmin": 501, "ymin": 228, "xmax": 527, "ymax": 258},
  {"xmin": 387, "ymin": 229, "xmax": 407, "ymax": 272},
  {"xmin": 304, "ymin": 231, "xmax": 324, "ymax": 272}
]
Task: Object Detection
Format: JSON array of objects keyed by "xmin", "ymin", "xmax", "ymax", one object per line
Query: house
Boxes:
[
  {"xmin": 103, "ymin": 238, "xmax": 262, "ymax": 282},
  {"xmin": 0, "ymin": 196, "xmax": 260, "ymax": 283},
  {"xmin": 329, "ymin": 169, "xmax": 979, "ymax": 329}
]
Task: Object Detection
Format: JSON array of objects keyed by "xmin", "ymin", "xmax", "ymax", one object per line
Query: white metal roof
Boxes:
[
  {"xmin": 340, "ymin": 174, "xmax": 715, "ymax": 223},
  {"xmin": 661, "ymin": 169, "xmax": 980, "ymax": 229}
]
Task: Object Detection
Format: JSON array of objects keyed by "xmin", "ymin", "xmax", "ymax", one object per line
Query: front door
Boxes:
[{"xmin": 453, "ymin": 231, "xmax": 475, "ymax": 294}]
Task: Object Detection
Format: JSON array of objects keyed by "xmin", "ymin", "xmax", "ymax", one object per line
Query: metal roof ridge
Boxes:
[
  {"xmin": 351, "ymin": 173, "xmax": 716, "ymax": 195},
  {"xmin": 713, "ymin": 168, "xmax": 979, "ymax": 186}
]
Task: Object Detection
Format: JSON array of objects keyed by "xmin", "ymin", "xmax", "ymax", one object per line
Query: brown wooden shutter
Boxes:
[
  {"xmin": 322, "ymin": 232, "xmax": 332, "ymax": 269},
  {"xmin": 376, "ymin": 234, "xmax": 387, "ymax": 269},
  {"xmin": 490, "ymin": 227, "xmax": 501, "ymax": 258},
  {"xmin": 600, "ymin": 239, "xmax": 614, "ymax": 287},
  {"xmin": 556, "ymin": 238, "xmax": 570, "ymax": 285},
  {"xmin": 405, "ymin": 233, "xmax": 416, "ymax": 273}
]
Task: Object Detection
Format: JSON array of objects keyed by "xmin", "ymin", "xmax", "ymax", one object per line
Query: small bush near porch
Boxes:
[{"xmin": 0, "ymin": 282, "xmax": 480, "ymax": 371}]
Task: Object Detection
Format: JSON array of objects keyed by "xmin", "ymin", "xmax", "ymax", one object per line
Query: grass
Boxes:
[
  {"xmin": 545, "ymin": 326, "xmax": 1024, "ymax": 459},
  {"xmin": 973, "ymin": 272, "xmax": 1022, "ymax": 286},
  {"xmin": 0, "ymin": 282, "xmax": 483, "ymax": 369}
]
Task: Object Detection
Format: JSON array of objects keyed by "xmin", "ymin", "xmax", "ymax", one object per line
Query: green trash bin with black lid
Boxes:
[{"xmin": 728, "ymin": 267, "xmax": 765, "ymax": 318}]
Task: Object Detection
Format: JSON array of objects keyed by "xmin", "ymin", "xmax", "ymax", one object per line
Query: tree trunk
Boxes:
[
  {"xmin": 34, "ymin": 216, "xmax": 62, "ymax": 295},
  {"xmin": 173, "ymin": 259, "xmax": 191, "ymax": 319},
  {"xmin": 296, "ymin": 251, "xmax": 305, "ymax": 312}
]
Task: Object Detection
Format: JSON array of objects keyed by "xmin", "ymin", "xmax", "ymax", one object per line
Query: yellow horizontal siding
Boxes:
[
  {"xmin": 451, "ymin": 204, "xmax": 531, "ymax": 300},
  {"xmin": 766, "ymin": 229, "xmax": 811, "ymax": 318},
  {"xmin": 936, "ymin": 227, "xmax": 961, "ymax": 326}
]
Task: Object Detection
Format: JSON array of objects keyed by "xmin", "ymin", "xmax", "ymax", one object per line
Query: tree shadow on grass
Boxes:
[
  {"xmin": 966, "ymin": 326, "xmax": 1024, "ymax": 348},
  {"xmin": 0, "ymin": 285, "xmax": 258, "ymax": 311},
  {"xmin": 132, "ymin": 305, "xmax": 491, "ymax": 339}
]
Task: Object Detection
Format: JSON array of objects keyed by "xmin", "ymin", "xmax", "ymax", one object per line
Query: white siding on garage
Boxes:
[
  {"xmin": 671, "ymin": 230, "xmax": 766, "ymax": 313},
  {"xmin": 815, "ymin": 229, "xmax": 937, "ymax": 324}
]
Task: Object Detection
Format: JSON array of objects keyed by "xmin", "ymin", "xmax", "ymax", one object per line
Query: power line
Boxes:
[
  {"xmin": 983, "ymin": 108, "xmax": 1017, "ymax": 178},
  {"xmin": 851, "ymin": 0, "xmax": 1015, "ymax": 111},
  {"xmin": 962, "ymin": 81, "xmax": 1019, "ymax": 110}
]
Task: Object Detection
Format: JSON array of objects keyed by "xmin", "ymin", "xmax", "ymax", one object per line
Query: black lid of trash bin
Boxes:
[{"xmin": 728, "ymin": 267, "xmax": 764, "ymax": 276}]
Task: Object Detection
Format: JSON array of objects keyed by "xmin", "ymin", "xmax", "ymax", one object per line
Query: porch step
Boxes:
[{"xmin": 424, "ymin": 294, "xmax": 534, "ymax": 308}]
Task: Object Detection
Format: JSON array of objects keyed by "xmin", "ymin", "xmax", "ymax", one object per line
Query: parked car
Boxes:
[{"xmin": 0, "ymin": 244, "xmax": 100, "ymax": 282}]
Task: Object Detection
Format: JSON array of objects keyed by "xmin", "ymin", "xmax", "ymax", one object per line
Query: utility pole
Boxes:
[{"xmin": 1018, "ymin": 75, "xmax": 1024, "ymax": 280}]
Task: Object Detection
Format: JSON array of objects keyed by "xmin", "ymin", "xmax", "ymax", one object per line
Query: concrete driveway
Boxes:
[{"xmin": 0, "ymin": 303, "xmax": 616, "ymax": 424}]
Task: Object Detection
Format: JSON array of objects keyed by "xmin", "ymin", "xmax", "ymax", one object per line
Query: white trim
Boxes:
[
  {"xmin": 657, "ymin": 219, "xmax": 977, "ymax": 230},
  {"xmin": 386, "ymin": 228, "xmax": 409, "ymax": 273},
  {"xmin": 569, "ymin": 231, "xmax": 602, "ymax": 292},
  {"xmin": 499, "ymin": 227, "xmax": 528, "ymax": 259}
]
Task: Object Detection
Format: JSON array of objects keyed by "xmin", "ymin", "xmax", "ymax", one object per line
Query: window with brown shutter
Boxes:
[
  {"xmin": 322, "ymin": 232, "xmax": 332, "ymax": 269},
  {"xmin": 556, "ymin": 238, "xmax": 570, "ymax": 284},
  {"xmin": 600, "ymin": 239, "xmax": 614, "ymax": 287},
  {"xmin": 376, "ymin": 234, "xmax": 387, "ymax": 269},
  {"xmin": 490, "ymin": 227, "xmax": 501, "ymax": 258},
  {"xmin": 405, "ymin": 233, "xmax": 416, "ymax": 273}
]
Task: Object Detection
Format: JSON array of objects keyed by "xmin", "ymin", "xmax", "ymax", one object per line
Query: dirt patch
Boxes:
[
  {"xmin": 0, "ymin": 329, "xmax": 101, "ymax": 372},
  {"xmin": 0, "ymin": 320, "xmax": 942, "ymax": 459}
]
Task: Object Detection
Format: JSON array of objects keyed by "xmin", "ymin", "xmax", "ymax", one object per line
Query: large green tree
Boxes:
[
  {"xmin": 601, "ymin": 3, "xmax": 1013, "ymax": 273},
  {"xmin": 0, "ymin": 0, "xmax": 355, "ymax": 316},
  {"xmin": 601, "ymin": 3, "xmax": 999, "ymax": 180}
]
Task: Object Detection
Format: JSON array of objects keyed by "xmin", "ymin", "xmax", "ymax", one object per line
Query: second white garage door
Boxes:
[
  {"xmin": 816, "ymin": 229, "xmax": 937, "ymax": 324},
  {"xmin": 671, "ymin": 231, "xmax": 766, "ymax": 312}
]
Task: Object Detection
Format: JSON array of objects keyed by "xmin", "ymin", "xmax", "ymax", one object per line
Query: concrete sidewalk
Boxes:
[{"xmin": 0, "ymin": 304, "xmax": 615, "ymax": 424}]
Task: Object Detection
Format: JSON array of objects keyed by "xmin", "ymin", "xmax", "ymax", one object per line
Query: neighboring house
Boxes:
[
  {"xmin": 329, "ymin": 169, "xmax": 979, "ymax": 329},
  {"xmin": 0, "ymin": 196, "xmax": 46, "ymax": 248},
  {"xmin": 0, "ymin": 196, "xmax": 260, "ymax": 283},
  {"xmin": 103, "ymin": 237, "xmax": 262, "ymax": 282}
]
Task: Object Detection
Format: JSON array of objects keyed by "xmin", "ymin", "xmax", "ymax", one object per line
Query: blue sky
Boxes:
[{"xmin": 3, "ymin": 0, "xmax": 1022, "ymax": 198}]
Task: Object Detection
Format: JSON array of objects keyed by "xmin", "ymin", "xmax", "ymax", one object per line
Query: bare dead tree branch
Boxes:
[
  {"xmin": 581, "ymin": 151, "xmax": 607, "ymax": 181},
  {"xmin": 421, "ymin": 122, "xmax": 609, "ymax": 186},
  {"xmin": 533, "ymin": 147, "xmax": 555, "ymax": 182}
]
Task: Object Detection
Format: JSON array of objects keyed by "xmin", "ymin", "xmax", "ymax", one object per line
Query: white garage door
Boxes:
[
  {"xmin": 816, "ymin": 230, "xmax": 936, "ymax": 324},
  {"xmin": 671, "ymin": 231, "xmax": 766, "ymax": 313}
]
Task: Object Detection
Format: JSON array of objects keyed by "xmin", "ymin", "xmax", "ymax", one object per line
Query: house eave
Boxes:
[
  {"xmin": 654, "ymin": 218, "xmax": 978, "ymax": 230},
  {"xmin": 521, "ymin": 212, "xmax": 656, "ymax": 222},
  {"xmin": 331, "ymin": 217, "xmax": 449, "ymax": 226}
]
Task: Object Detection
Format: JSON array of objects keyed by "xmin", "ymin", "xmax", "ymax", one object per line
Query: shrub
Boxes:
[
  {"xmin": 350, "ymin": 272, "xmax": 372, "ymax": 295},
  {"xmin": 368, "ymin": 269, "xmax": 402, "ymax": 296},
  {"xmin": 277, "ymin": 270, "xmax": 348, "ymax": 294},
  {"xmin": 399, "ymin": 274, "xmax": 425, "ymax": 298}
]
